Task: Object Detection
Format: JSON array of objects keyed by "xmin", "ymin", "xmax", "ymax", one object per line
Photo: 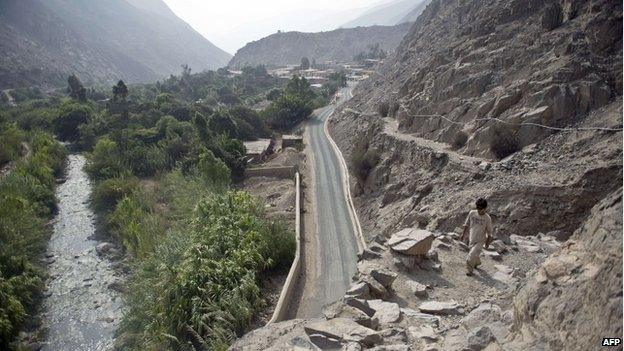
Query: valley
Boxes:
[{"xmin": 0, "ymin": 0, "xmax": 622, "ymax": 350}]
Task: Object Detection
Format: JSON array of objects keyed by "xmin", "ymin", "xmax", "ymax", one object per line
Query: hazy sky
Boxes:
[{"xmin": 162, "ymin": 0, "xmax": 386, "ymax": 54}]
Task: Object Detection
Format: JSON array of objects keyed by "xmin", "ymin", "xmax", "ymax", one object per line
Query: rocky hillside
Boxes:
[
  {"xmin": 228, "ymin": 24, "xmax": 411, "ymax": 69},
  {"xmin": 0, "ymin": 0, "xmax": 231, "ymax": 89},
  {"xmin": 232, "ymin": 193, "xmax": 621, "ymax": 350},
  {"xmin": 344, "ymin": 0, "xmax": 622, "ymax": 158},
  {"xmin": 231, "ymin": 0, "xmax": 622, "ymax": 349},
  {"xmin": 342, "ymin": 0, "xmax": 429, "ymax": 28}
]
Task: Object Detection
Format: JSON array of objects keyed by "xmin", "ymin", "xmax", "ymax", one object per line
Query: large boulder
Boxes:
[
  {"xmin": 462, "ymin": 303, "xmax": 502, "ymax": 331},
  {"xmin": 370, "ymin": 267, "xmax": 398, "ymax": 288},
  {"xmin": 388, "ymin": 228, "xmax": 435, "ymax": 256},
  {"xmin": 304, "ymin": 318, "xmax": 382, "ymax": 347},
  {"xmin": 346, "ymin": 282, "xmax": 370, "ymax": 299},
  {"xmin": 367, "ymin": 300, "xmax": 402, "ymax": 325}
]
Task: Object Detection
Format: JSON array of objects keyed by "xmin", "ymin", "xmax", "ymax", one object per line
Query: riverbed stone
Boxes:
[
  {"xmin": 462, "ymin": 303, "xmax": 502, "ymax": 330},
  {"xmin": 359, "ymin": 248, "xmax": 382, "ymax": 261},
  {"xmin": 409, "ymin": 325, "xmax": 438, "ymax": 341},
  {"xmin": 96, "ymin": 242, "xmax": 115, "ymax": 256},
  {"xmin": 401, "ymin": 308, "xmax": 440, "ymax": 326},
  {"xmin": 362, "ymin": 275, "xmax": 388, "ymax": 299}
]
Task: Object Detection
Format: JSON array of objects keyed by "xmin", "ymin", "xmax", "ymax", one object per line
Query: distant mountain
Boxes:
[
  {"xmin": 229, "ymin": 24, "xmax": 411, "ymax": 69},
  {"xmin": 398, "ymin": 0, "xmax": 430, "ymax": 23},
  {"xmin": 342, "ymin": 0, "xmax": 429, "ymax": 28},
  {"xmin": 0, "ymin": 0, "xmax": 231, "ymax": 89}
]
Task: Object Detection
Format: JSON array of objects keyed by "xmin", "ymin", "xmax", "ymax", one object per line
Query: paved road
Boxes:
[{"xmin": 295, "ymin": 85, "xmax": 360, "ymax": 317}]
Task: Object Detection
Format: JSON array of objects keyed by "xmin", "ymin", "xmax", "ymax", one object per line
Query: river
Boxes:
[{"xmin": 41, "ymin": 154, "xmax": 122, "ymax": 351}]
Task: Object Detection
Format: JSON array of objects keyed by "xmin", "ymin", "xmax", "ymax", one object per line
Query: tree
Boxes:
[
  {"xmin": 196, "ymin": 148, "xmax": 230, "ymax": 187},
  {"xmin": 264, "ymin": 75, "xmax": 316, "ymax": 129},
  {"xmin": 300, "ymin": 57, "xmax": 310, "ymax": 70},
  {"xmin": 112, "ymin": 80, "xmax": 128, "ymax": 102},
  {"xmin": 55, "ymin": 100, "xmax": 92, "ymax": 141},
  {"xmin": 181, "ymin": 64, "xmax": 192, "ymax": 78},
  {"xmin": 285, "ymin": 75, "xmax": 315, "ymax": 101},
  {"xmin": 208, "ymin": 110, "xmax": 238, "ymax": 138},
  {"xmin": 67, "ymin": 74, "xmax": 87, "ymax": 102}
]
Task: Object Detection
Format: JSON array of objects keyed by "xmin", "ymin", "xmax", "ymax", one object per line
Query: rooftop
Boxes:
[{"xmin": 244, "ymin": 139, "xmax": 272, "ymax": 155}]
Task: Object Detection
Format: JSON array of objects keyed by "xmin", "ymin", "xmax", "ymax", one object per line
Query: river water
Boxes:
[{"xmin": 41, "ymin": 154, "xmax": 122, "ymax": 351}]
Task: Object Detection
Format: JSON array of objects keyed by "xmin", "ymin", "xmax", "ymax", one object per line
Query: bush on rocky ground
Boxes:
[
  {"xmin": 377, "ymin": 101, "xmax": 390, "ymax": 117},
  {"xmin": 352, "ymin": 140, "xmax": 380, "ymax": 183},
  {"xmin": 452, "ymin": 131, "xmax": 468, "ymax": 149},
  {"xmin": 488, "ymin": 124, "xmax": 520, "ymax": 159}
]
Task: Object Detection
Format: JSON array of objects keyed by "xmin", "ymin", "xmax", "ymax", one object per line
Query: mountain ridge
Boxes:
[
  {"xmin": 0, "ymin": 0, "xmax": 231, "ymax": 89},
  {"xmin": 228, "ymin": 23, "xmax": 412, "ymax": 69}
]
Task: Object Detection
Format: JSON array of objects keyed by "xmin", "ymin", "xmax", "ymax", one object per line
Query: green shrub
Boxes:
[
  {"xmin": 92, "ymin": 177, "xmax": 140, "ymax": 212},
  {"xmin": 107, "ymin": 195, "xmax": 165, "ymax": 258},
  {"xmin": 54, "ymin": 100, "xmax": 93, "ymax": 141},
  {"xmin": 0, "ymin": 126, "xmax": 23, "ymax": 165},
  {"xmin": 127, "ymin": 145, "xmax": 169, "ymax": 177},
  {"xmin": 118, "ymin": 191, "xmax": 295, "ymax": 350},
  {"xmin": 0, "ymin": 130, "xmax": 65, "ymax": 347},
  {"xmin": 378, "ymin": 101, "xmax": 390, "ymax": 117},
  {"xmin": 85, "ymin": 138, "xmax": 129, "ymax": 180}
]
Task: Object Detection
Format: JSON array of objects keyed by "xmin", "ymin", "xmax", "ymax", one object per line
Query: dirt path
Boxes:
[{"xmin": 382, "ymin": 116, "xmax": 484, "ymax": 171}]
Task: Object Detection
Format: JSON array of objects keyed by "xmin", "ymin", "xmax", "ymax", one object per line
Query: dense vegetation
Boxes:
[
  {"xmin": 0, "ymin": 119, "xmax": 66, "ymax": 348},
  {"xmin": 0, "ymin": 64, "xmax": 346, "ymax": 349}
]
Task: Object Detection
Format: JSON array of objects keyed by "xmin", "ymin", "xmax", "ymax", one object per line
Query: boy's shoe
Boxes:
[{"xmin": 465, "ymin": 271, "xmax": 473, "ymax": 276}]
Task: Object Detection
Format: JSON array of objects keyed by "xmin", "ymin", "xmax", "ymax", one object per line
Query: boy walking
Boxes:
[{"xmin": 460, "ymin": 198, "xmax": 493, "ymax": 276}]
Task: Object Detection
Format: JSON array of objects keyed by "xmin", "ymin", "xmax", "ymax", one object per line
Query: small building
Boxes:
[
  {"xmin": 282, "ymin": 135, "xmax": 303, "ymax": 149},
  {"xmin": 243, "ymin": 139, "xmax": 274, "ymax": 163}
]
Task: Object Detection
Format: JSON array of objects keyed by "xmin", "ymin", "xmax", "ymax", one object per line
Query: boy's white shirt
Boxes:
[{"xmin": 464, "ymin": 210, "xmax": 493, "ymax": 243}]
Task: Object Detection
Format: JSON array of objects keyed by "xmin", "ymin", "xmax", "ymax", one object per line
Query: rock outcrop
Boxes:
[{"xmin": 510, "ymin": 190, "xmax": 623, "ymax": 350}]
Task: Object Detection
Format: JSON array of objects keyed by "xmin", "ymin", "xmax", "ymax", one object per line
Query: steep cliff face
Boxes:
[
  {"xmin": 0, "ymin": 0, "xmax": 231, "ymax": 89},
  {"xmin": 228, "ymin": 24, "xmax": 411, "ymax": 69},
  {"xmin": 344, "ymin": 0, "xmax": 622, "ymax": 158}
]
